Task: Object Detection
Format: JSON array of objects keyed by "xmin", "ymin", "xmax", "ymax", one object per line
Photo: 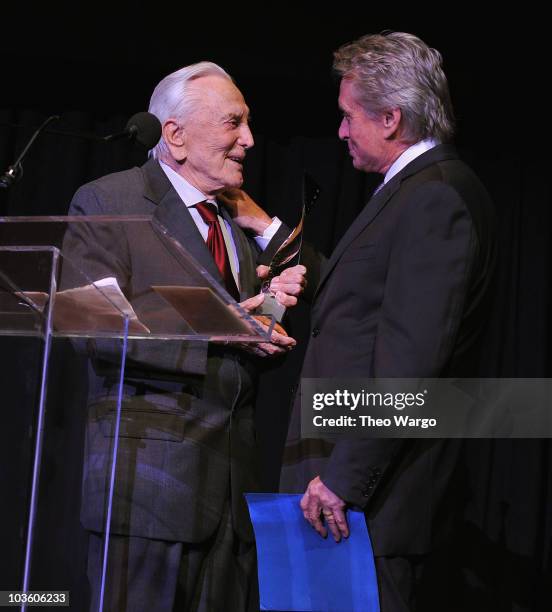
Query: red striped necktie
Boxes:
[{"xmin": 195, "ymin": 201, "xmax": 240, "ymax": 301}]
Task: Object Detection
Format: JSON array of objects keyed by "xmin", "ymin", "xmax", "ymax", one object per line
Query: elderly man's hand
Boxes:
[
  {"xmin": 257, "ymin": 264, "xmax": 307, "ymax": 307},
  {"xmin": 237, "ymin": 294, "xmax": 296, "ymax": 357},
  {"xmin": 218, "ymin": 188, "xmax": 272, "ymax": 235},
  {"xmin": 300, "ymin": 476, "xmax": 349, "ymax": 542}
]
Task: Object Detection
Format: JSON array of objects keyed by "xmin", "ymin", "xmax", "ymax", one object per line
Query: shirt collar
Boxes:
[
  {"xmin": 159, "ymin": 161, "xmax": 218, "ymax": 210},
  {"xmin": 383, "ymin": 138, "xmax": 439, "ymax": 185}
]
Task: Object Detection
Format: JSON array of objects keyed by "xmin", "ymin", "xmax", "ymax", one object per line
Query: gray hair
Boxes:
[
  {"xmin": 148, "ymin": 61, "xmax": 232, "ymax": 159},
  {"xmin": 333, "ymin": 31, "xmax": 455, "ymax": 143}
]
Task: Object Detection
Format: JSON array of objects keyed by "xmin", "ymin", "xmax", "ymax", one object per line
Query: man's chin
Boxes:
[
  {"xmin": 218, "ymin": 166, "xmax": 245, "ymax": 190},
  {"xmin": 351, "ymin": 158, "xmax": 373, "ymax": 173},
  {"xmin": 349, "ymin": 154, "xmax": 362, "ymax": 168},
  {"xmin": 228, "ymin": 174, "xmax": 244, "ymax": 189}
]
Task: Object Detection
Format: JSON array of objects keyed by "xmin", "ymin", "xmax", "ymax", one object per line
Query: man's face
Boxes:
[
  {"xmin": 177, "ymin": 75, "xmax": 253, "ymax": 196},
  {"xmin": 338, "ymin": 78, "xmax": 389, "ymax": 174}
]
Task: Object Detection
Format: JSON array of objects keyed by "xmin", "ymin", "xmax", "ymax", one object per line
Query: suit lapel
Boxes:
[
  {"xmin": 219, "ymin": 206, "xmax": 256, "ymax": 296},
  {"xmin": 313, "ymin": 144, "xmax": 459, "ymax": 301},
  {"xmin": 313, "ymin": 180, "xmax": 400, "ymax": 300},
  {"xmin": 141, "ymin": 159, "xmax": 224, "ymax": 283}
]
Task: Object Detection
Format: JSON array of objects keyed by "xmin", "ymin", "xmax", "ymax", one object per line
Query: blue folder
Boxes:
[{"xmin": 245, "ymin": 493, "xmax": 380, "ymax": 612}]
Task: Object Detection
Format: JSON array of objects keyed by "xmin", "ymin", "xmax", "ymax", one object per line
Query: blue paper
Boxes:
[{"xmin": 245, "ymin": 493, "xmax": 380, "ymax": 612}]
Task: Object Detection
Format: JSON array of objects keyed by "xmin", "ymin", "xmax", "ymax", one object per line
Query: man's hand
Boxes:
[
  {"xmin": 300, "ymin": 476, "xmax": 349, "ymax": 542},
  {"xmin": 257, "ymin": 264, "xmax": 307, "ymax": 307},
  {"xmin": 238, "ymin": 294, "xmax": 296, "ymax": 357},
  {"xmin": 218, "ymin": 188, "xmax": 272, "ymax": 235}
]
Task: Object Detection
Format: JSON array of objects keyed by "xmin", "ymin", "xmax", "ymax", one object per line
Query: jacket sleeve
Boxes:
[{"xmin": 374, "ymin": 181, "xmax": 476, "ymax": 378}]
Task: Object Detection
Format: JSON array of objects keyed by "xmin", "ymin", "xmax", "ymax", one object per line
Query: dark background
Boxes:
[{"xmin": 1, "ymin": 8, "xmax": 551, "ymax": 611}]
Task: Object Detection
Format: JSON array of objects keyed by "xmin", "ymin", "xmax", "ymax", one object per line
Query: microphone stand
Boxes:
[
  {"xmin": 0, "ymin": 115, "xmax": 59, "ymax": 189},
  {"xmin": 0, "ymin": 112, "xmax": 160, "ymax": 190}
]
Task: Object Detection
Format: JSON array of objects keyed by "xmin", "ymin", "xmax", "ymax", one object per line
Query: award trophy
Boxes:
[{"xmin": 257, "ymin": 172, "xmax": 320, "ymax": 322}]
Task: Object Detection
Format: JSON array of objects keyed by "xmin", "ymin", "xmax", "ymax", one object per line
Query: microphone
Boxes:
[{"xmin": 103, "ymin": 112, "xmax": 161, "ymax": 149}]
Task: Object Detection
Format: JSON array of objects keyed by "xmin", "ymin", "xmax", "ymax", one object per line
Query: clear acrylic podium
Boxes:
[{"xmin": 0, "ymin": 216, "xmax": 273, "ymax": 611}]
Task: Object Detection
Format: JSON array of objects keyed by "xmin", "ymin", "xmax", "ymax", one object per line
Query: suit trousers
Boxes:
[
  {"xmin": 375, "ymin": 546, "xmax": 463, "ymax": 612},
  {"xmin": 87, "ymin": 502, "xmax": 258, "ymax": 612}
]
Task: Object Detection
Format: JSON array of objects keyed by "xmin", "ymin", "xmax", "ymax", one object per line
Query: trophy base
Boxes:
[{"xmin": 256, "ymin": 292, "xmax": 287, "ymax": 323}]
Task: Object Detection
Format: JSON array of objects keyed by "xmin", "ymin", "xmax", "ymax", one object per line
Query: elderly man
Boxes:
[
  {"xmin": 67, "ymin": 62, "xmax": 304, "ymax": 611},
  {"xmin": 225, "ymin": 32, "xmax": 496, "ymax": 612}
]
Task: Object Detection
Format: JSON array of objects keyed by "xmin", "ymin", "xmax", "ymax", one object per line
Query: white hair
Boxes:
[
  {"xmin": 148, "ymin": 61, "xmax": 232, "ymax": 159},
  {"xmin": 334, "ymin": 32, "xmax": 455, "ymax": 143}
]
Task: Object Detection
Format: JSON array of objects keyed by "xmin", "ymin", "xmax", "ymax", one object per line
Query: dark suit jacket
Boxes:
[
  {"xmin": 280, "ymin": 144, "xmax": 496, "ymax": 556},
  {"xmin": 65, "ymin": 158, "xmax": 284, "ymax": 544}
]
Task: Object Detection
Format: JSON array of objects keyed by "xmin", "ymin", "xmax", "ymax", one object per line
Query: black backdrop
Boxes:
[{"xmin": 1, "ymin": 9, "xmax": 551, "ymax": 611}]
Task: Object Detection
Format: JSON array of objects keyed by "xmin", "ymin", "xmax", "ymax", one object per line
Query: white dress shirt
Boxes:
[
  {"xmin": 383, "ymin": 138, "xmax": 439, "ymax": 185},
  {"xmin": 160, "ymin": 162, "xmax": 282, "ymax": 288}
]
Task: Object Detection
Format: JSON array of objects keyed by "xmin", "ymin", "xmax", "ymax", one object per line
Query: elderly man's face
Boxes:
[
  {"xmin": 178, "ymin": 75, "xmax": 253, "ymax": 196},
  {"xmin": 338, "ymin": 78, "xmax": 390, "ymax": 175}
]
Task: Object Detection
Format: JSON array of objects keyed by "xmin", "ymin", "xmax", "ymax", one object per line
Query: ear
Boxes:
[
  {"xmin": 162, "ymin": 119, "xmax": 187, "ymax": 162},
  {"xmin": 382, "ymin": 108, "xmax": 402, "ymax": 139}
]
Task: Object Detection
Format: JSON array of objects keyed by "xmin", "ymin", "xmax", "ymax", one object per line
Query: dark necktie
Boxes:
[{"xmin": 195, "ymin": 201, "xmax": 240, "ymax": 301}]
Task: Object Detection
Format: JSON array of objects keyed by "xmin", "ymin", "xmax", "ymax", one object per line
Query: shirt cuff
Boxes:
[{"xmin": 254, "ymin": 217, "xmax": 282, "ymax": 251}]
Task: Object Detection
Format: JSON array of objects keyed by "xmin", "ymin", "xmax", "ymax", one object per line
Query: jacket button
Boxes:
[
  {"xmin": 311, "ymin": 327, "xmax": 320, "ymax": 337},
  {"xmin": 362, "ymin": 489, "xmax": 370, "ymax": 497}
]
